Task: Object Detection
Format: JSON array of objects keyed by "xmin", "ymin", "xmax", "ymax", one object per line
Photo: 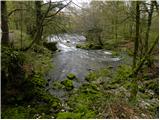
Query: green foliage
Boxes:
[
  {"xmin": 112, "ymin": 65, "xmax": 132, "ymax": 84},
  {"xmin": 85, "ymin": 72, "xmax": 97, "ymax": 81},
  {"xmin": 2, "ymin": 46, "xmax": 25, "ymax": 73},
  {"xmin": 126, "ymin": 49, "xmax": 134, "ymax": 56},
  {"xmin": 65, "ymin": 83, "xmax": 102, "ymax": 118},
  {"xmin": 67, "ymin": 73, "xmax": 76, "ymax": 80},
  {"xmin": 9, "ymin": 30, "xmax": 32, "ymax": 48},
  {"xmin": 112, "ymin": 51, "xmax": 119, "ymax": 57},
  {"xmin": 85, "ymin": 68, "xmax": 109, "ymax": 82},
  {"xmin": 33, "ymin": 87, "xmax": 61, "ymax": 109},
  {"xmin": 61, "ymin": 79, "xmax": 74, "ymax": 90},
  {"xmin": 31, "ymin": 74, "xmax": 47, "ymax": 87},
  {"xmin": 25, "ymin": 45, "xmax": 52, "ymax": 75},
  {"xmin": 1, "ymin": 45, "xmax": 57, "ymax": 119},
  {"xmin": 2, "ymin": 106, "xmax": 32, "ymax": 119},
  {"xmin": 145, "ymin": 79, "xmax": 159, "ymax": 94},
  {"xmin": 56, "ymin": 112, "xmax": 81, "ymax": 119}
]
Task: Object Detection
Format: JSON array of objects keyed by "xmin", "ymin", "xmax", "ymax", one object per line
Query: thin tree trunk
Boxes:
[
  {"xmin": 130, "ymin": 1, "xmax": 140, "ymax": 101},
  {"xmin": 35, "ymin": 1, "xmax": 42, "ymax": 44},
  {"xmin": 133, "ymin": 1, "xmax": 140, "ymax": 69},
  {"xmin": 145, "ymin": 2, "xmax": 154, "ymax": 52},
  {"xmin": 1, "ymin": 1, "xmax": 9, "ymax": 44}
]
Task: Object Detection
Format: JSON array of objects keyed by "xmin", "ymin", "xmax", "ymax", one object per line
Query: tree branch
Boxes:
[
  {"xmin": 8, "ymin": 8, "xmax": 26, "ymax": 16},
  {"xmin": 46, "ymin": 0, "xmax": 72, "ymax": 18}
]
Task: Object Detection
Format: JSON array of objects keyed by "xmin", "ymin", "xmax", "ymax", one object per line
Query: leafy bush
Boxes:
[{"xmin": 31, "ymin": 74, "xmax": 47, "ymax": 87}]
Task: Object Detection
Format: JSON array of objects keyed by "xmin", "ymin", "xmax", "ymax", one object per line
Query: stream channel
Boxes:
[{"xmin": 45, "ymin": 34, "xmax": 127, "ymax": 101}]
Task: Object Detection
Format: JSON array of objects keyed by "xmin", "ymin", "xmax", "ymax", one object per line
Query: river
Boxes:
[{"xmin": 46, "ymin": 34, "xmax": 125, "ymax": 99}]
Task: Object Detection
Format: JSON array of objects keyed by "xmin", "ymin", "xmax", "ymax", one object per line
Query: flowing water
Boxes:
[{"xmin": 46, "ymin": 34, "xmax": 125, "ymax": 100}]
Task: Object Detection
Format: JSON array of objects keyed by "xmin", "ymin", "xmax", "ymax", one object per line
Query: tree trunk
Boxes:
[
  {"xmin": 133, "ymin": 1, "xmax": 140, "ymax": 69},
  {"xmin": 130, "ymin": 1, "xmax": 140, "ymax": 101},
  {"xmin": 145, "ymin": 2, "xmax": 154, "ymax": 52},
  {"xmin": 1, "ymin": 1, "xmax": 9, "ymax": 44},
  {"xmin": 35, "ymin": 1, "xmax": 42, "ymax": 44}
]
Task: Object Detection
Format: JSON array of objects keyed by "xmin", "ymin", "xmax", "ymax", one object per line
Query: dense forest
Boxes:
[{"xmin": 1, "ymin": 0, "xmax": 159, "ymax": 119}]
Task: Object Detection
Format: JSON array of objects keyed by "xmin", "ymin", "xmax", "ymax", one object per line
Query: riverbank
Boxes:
[{"xmin": 1, "ymin": 44, "xmax": 62, "ymax": 118}]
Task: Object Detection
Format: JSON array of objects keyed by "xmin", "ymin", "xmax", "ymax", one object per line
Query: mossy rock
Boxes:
[
  {"xmin": 67, "ymin": 73, "xmax": 76, "ymax": 80},
  {"xmin": 61, "ymin": 79, "xmax": 74, "ymax": 90},
  {"xmin": 43, "ymin": 42, "xmax": 57, "ymax": 51},
  {"xmin": 52, "ymin": 81, "xmax": 64, "ymax": 89}
]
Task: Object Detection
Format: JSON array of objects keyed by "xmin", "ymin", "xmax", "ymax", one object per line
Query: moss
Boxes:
[
  {"xmin": 24, "ymin": 45, "xmax": 53, "ymax": 75},
  {"xmin": 1, "ymin": 106, "xmax": 32, "ymax": 119},
  {"xmin": 67, "ymin": 83, "xmax": 103, "ymax": 116},
  {"xmin": 61, "ymin": 79, "xmax": 74, "ymax": 90},
  {"xmin": 52, "ymin": 81, "xmax": 64, "ymax": 89},
  {"xmin": 85, "ymin": 68, "xmax": 109, "ymax": 82},
  {"xmin": 85, "ymin": 72, "xmax": 97, "ymax": 81},
  {"xmin": 56, "ymin": 112, "xmax": 81, "ymax": 119},
  {"xmin": 103, "ymin": 84, "xmax": 118, "ymax": 90},
  {"xmin": 112, "ymin": 65, "xmax": 132, "ymax": 84},
  {"xmin": 31, "ymin": 74, "xmax": 47, "ymax": 87},
  {"xmin": 67, "ymin": 73, "xmax": 76, "ymax": 80}
]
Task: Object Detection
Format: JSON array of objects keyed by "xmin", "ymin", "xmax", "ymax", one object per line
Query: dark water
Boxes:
[{"xmin": 46, "ymin": 34, "xmax": 122, "ymax": 99}]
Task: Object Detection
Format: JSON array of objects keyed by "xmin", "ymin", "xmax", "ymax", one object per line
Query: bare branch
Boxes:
[
  {"xmin": 46, "ymin": 0, "xmax": 72, "ymax": 18},
  {"xmin": 8, "ymin": 8, "xmax": 26, "ymax": 16}
]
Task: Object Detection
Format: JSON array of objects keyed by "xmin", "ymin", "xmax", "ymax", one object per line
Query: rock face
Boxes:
[{"xmin": 43, "ymin": 42, "xmax": 58, "ymax": 51}]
